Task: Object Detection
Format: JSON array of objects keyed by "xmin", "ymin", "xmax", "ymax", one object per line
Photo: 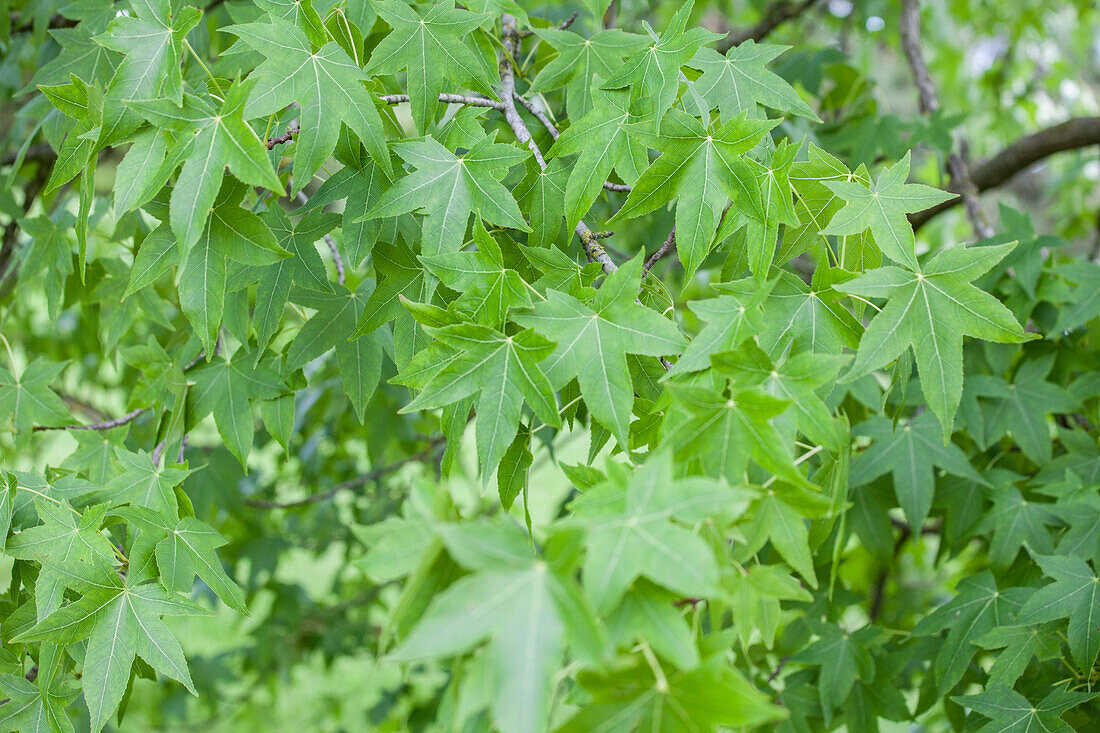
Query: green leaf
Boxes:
[
  {"xmin": 399, "ymin": 323, "xmax": 559, "ymax": 480},
  {"xmin": 16, "ymin": 578, "xmax": 206, "ymax": 733},
  {"xmin": 836, "ymin": 241, "xmax": 1033, "ymax": 436},
  {"xmin": 515, "ymin": 255, "xmax": 686, "ymax": 446},
  {"xmin": 850, "ymin": 413, "xmax": 987, "ymax": 531},
  {"xmin": 122, "ymin": 509, "xmax": 248, "ymax": 614},
  {"xmin": 227, "ymin": 15, "xmax": 390, "ymax": 190},
  {"xmin": 690, "ymin": 41, "xmax": 820, "ymax": 122},
  {"xmin": 365, "ymin": 133, "xmax": 529, "ymax": 256},
  {"xmin": 365, "ymin": 0, "xmax": 497, "ymax": 133},
  {"xmin": 969, "ymin": 354, "xmax": 1078, "ymax": 464},
  {"xmin": 791, "ymin": 623, "xmax": 876, "ymax": 722},
  {"xmin": 955, "ymin": 687, "xmax": 1096, "ymax": 733},
  {"xmin": 1016, "ymin": 554, "xmax": 1100, "ymax": 672},
  {"xmin": 822, "ymin": 152, "xmax": 954, "ymax": 270},
  {"xmin": 102, "ymin": 449, "xmax": 190, "ymax": 517},
  {"xmin": 558, "ymin": 657, "xmax": 785, "ymax": 731},
  {"xmin": 546, "ymin": 83, "xmax": 647, "ymax": 229},
  {"xmin": 189, "ymin": 347, "xmax": 283, "ymax": 467},
  {"xmin": 94, "ymin": 0, "xmax": 202, "ymax": 142},
  {"xmin": 607, "ymin": 109, "xmax": 777, "ymax": 276},
  {"xmin": 529, "ymin": 27, "xmax": 648, "ymax": 119},
  {"xmin": 600, "ymin": 1, "xmax": 721, "ymax": 128},
  {"xmin": 570, "ymin": 451, "xmax": 731, "ymax": 612},
  {"xmin": 0, "ymin": 359, "xmax": 70, "ymax": 436},
  {"xmin": 128, "ymin": 82, "xmax": 283, "ymax": 252}
]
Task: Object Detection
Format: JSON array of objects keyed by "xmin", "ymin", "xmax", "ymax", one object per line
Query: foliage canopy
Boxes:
[{"xmin": 2, "ymin": 0, "xmax": 1100, "ymax": 730}]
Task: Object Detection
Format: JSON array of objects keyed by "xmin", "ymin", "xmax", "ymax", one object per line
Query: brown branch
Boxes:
[
  {"xmin": 34, "ymin": 407, "xmax": 146, "ymax": 433},
  {"xmin": 717, "ymin": 0, "xmax": 822, "ymax": 53},
  {"xmin": 266, "ymin": 127, "xmax": 298, "ymax": 150},
  {"xmin": 898, "ymin": 0, "xmax": 993, "ymax": 239},
  {"xmin": 244, "ymin": 439, "xmax": 445, "ymax": 509},
  {"xmin": 911, "ymin": 116, "xmax": 1100, "ymax": 231},
  {"xmin": 0, "ymin": 163, "xmax": 49, "ymax": 295},
  {"xmin": 643, "ymin": 229, "xmax": 677, "ymax": 272}
]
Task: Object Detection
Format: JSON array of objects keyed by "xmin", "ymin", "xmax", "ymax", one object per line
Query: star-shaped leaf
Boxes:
[
  {"xmin": 398, "ymin": 323, "xmax": 560, "ymax": 479},
  {"xmin": 608, "ymin": 109, "xmax": 777, "ymax": 276},
  {"xmin": 514, "ymin": 255, "xmax": 686, "ymax": 446},
  {"xmin": 188, "ymin": 347, "xmax": 283, "ymax": 467},
  {"xmin": 955, "ymin": 687, "xmax": 1097, "ymax": 733},
  {"xmin": 690, "ymin": 41, "xmax": 819, "ymax": 122},
  {"xmin": 822, "ymin": 151, "xmax": 954, "ymax": 270},
  {"xmin": 969, "ymin": 355, "xmax": 1078, "ymax": 464},
  {"xmin": 1016, "ymin": 554, "xmax": 1100, "ymax": 672},
  {"xmin": 5, "ymin": 501, "xmax": 117, "ymax": 621},
  {"xmin": 227, "ymin": 15, "xmax": 390, "ymax": 191},
  {"xmin": 94, "ymin": 0, "xmax": 202, "ymax": 143},
  {"xmin": 570, "ymin": 451, "xmax": 734, "ymax": 611},
  {"xmin": 14, "ymin": 572, "xmax": 208, "ymax": 733},
  {"xmin": 128, "ymin": 82, "xmax": 283, "ymax": 252},
  {"xmin": 120, "ymin": 508, "xmax": 248, "ymax": 614},
  {"xmin": 836, "ymin": 241, "xmax": 1033, "ymax": 436},
  {"xmin": 665, "ymin": 280, "xmax": 770, "ymax": 377},
  {"xmin": 388, "ymin": 520, "xmax": 603, "ymax": 733},
  {"xmin": 600, "ymin": 0, "xmax": 721, "ymax": 128},
  {"xmin": 364, "ymin": 133, "xmax": 529, "ymax": 257},
  {"xmin": 0, "ymin": 359, "xmax": 70, "ymax": 437},
  {"xmin": 419, "ymin": 220, "xmax": 533, "ymax": 328},
  {"xmin": 546, "ymin": 84, "xmax": 647, "ymax": 228},
  {"xmin": 102, "ymin": 448, "xmax": 190, "ymax": 517},
  {"xmin": 365, "ymin": 0, "xmax": 497, "ymax": 132},
  {"xmin": 850, "ymin": 413, "xmax": 987, "ymax": 531},
  {"xmin": 529, "ymin": 27, "xmax": 649, "ymax": 119}
]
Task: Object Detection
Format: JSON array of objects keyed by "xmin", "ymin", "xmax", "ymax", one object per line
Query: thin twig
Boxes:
[
  {"xmin": 557, "ymin": 12, "xmax": 579, "ymax": 30},
  {"xmin": 511, "ymin": 93, "xmax": 632, "ymax": 193},
  {"xmin": 33, "ymin": 407, "xmax": 146, "ymax": 433},
  {"xmin": 718, "ymin": 0, "xmax": 822, "ymax": 53},
  {"xmin": 378, "ymin": 92, "xmax": 505, "ymax": 110},
  {"xmin": 643, "ymin": 229, "xmax": 677, "ymax": 272},
  {"xmin": 766, "ymin": 655, "xmax": 791, "ymax": 684},
  {"xmin": 266, "ymin": 127, "xmax": 298, "ymax": 150},
  {"xmin": 898, "ymin": 0, "xmax": 993, "ymax": 239},
  {"xmin": 244, "ymin": 439, "xmax": 445, "ymax": 509},
  {"xmin": 296, "ymin": 191, "xmax": 344, "ymax": 285}
]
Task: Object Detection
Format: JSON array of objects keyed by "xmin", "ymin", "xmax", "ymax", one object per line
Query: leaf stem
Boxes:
[{"xmin": 184, "ymin": 40, "xmax": 224, "ymax": 97}]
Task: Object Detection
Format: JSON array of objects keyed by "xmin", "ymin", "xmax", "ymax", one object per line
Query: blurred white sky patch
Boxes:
[{"xmin": 828, "ymin": 0, "xmax": 853, "ymax": 18}]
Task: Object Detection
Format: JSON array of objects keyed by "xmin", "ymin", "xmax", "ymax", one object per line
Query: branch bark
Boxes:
[
  {"xmin": 717, "ymin": 0, "xmax": 822, "ymax": 53},
  {"xmin": 498, "ymin": 14, "xmax": 619, "ymax": 275},
  {"xmin": 911, "ymin": 116, "xmax": 1100, "ymax": 231},
  {"xmin": 898, "ymin": 0, "xmax": 993, "ymax": 239}
]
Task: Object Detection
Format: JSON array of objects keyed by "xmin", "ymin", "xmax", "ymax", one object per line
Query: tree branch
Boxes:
[
  {"xmin": 498, "ymin": 15, "xmax": 619, "ymax": 275},
  {"xmin": 717, "ymin": 0, "xmax": 822, "ymax": 53},
  {"xmin": 643, "ymin": 229, "xmax": 677, "ymax": 272},
  {"xmin": 244, "ymin": 439, "xmax": 445, "ymax": 509},
  {"xmin": 899, "ymin": 0, "xmax": 993, "ymax": 238},
  {"xmin": 34, "ymin": 407, "xmax": 146, "ymax": 433},
  {"xmin": 510, "ymin": 93, "xmax": 632, "ymax": 193},
  {"xmin": 379, "ymin": 92, "xmax": 505, "ymax": 110},
  {"xmin": 911, "ymin": 116, "xmax": 1100, "ymax": 231}
]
